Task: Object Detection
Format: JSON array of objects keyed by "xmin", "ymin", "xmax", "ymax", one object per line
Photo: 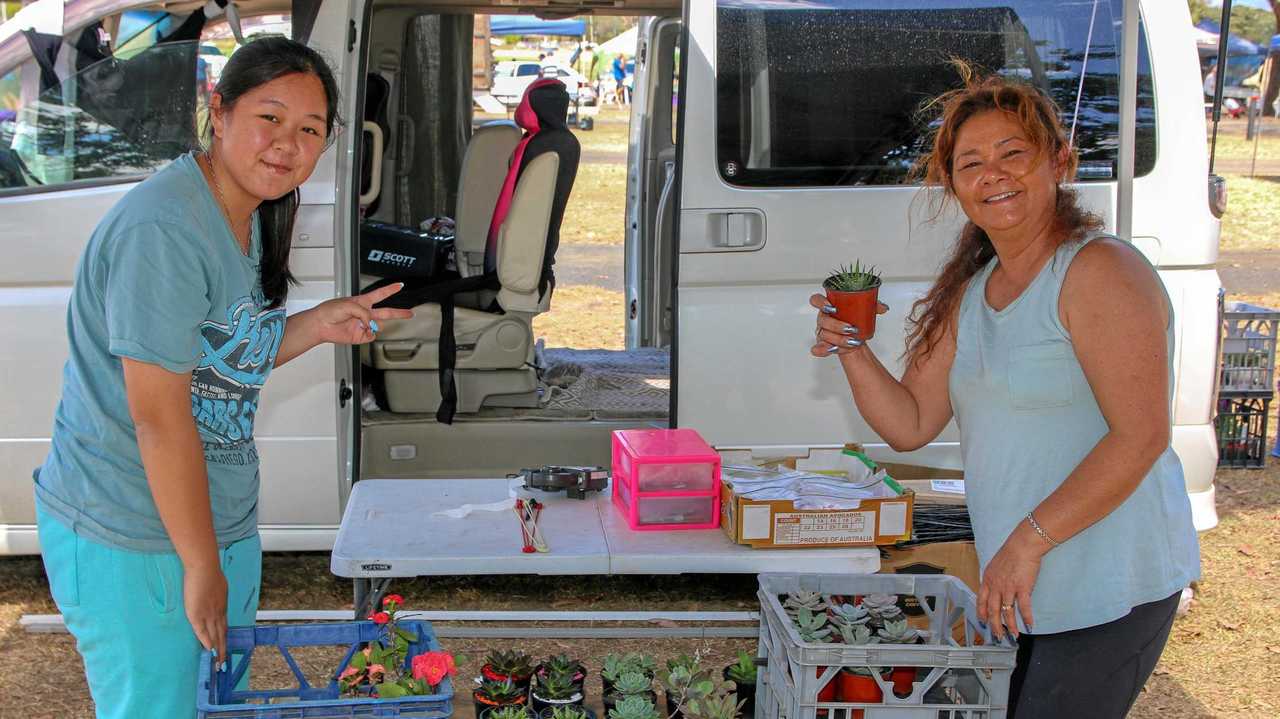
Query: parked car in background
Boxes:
[{"xmin": 491, "ymin": 60, "xmax": 595, "ymax": 106}]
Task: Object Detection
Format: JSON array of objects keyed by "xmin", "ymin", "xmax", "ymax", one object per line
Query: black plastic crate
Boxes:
[{"xmin": 1214, "ymin": 395, "xmax": 1271, "ymax": 469}]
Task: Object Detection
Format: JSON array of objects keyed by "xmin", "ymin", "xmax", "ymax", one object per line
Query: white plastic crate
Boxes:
[
  {"xmin": 1220, "ymin": 302, "xmax": 1280, "ymax": 395},
  {"xmin": 753, "ymin": 574, "xmax": 1016, "ymax": 719}
]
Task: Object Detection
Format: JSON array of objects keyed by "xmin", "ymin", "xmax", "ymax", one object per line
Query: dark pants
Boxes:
[{"xmin": 1008, "ymin": 591, "xmax": 1181, "ymax": 718}]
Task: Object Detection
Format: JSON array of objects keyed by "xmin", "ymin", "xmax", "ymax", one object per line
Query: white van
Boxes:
[{"xmin": 0, "ymin": 0, "xmax": 1223, "ymax": 555}]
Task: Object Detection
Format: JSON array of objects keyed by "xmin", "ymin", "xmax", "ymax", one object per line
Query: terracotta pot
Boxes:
[
  {"xmin": 837, "ymin": 669, "xmax": 892, "ymax": 719},
  {"xmin": 483, "ymin": 664, "xmax": 533, "ymax": 689},
  {"xmin": 815, "ymin": 666, "xmax": 837, "ymax": 716},
  {"xmin": 889, "ymin": 666, "xmax": 917, "ymax": 698},
  {"xmin": 824, "ymin": 282, "xmax": 881, "ymax": 341},
  {"xmin": 474, "ymin": 688, "xmax": 528, "ymax": 719}
]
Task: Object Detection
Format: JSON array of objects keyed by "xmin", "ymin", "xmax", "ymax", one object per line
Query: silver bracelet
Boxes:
[{"xmin": 1026, "ymin": 511, "xmax": 1060, "ymax": 548}]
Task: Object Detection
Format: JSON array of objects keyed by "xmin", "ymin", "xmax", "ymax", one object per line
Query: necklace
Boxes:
[{"xmin": 203, "ymin": 150, "xmax": 251, "ymax": 255}]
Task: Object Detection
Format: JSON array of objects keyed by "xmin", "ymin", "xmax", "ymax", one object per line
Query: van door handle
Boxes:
[{"xmin": 680, "ymin": 209, "xmax": 765, "ymax": 253}]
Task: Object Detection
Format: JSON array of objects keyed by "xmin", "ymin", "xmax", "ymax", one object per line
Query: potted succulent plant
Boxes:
[
  {"xmin": 484, "ymin": 705, "xmax": 535, "ymax": 719},
  {"xmin": 683, "ymin": 691, "xmax": 744, "ymax": 719},
  {"xmin": 822, "ymin": 261, "xmax": 882, "ymax": 340},
  {"xmin": 605, "ymin": 670, "xmax": 657, "ymax": 713},
  {"xmin": 722, "ymin": 651, "xmax": 757, "ymax": 719},
  {"xmin": 792, "ymin": 608, "xmax": 838, "ymax": 708},
  {"xmin": 876, "ymin": 617, "xmax": 926, "ymax": 698},
  {"xmin": 483, "ymin": 650, "xmax": 536, "ymax": 690},
  {"xmin": 660, "ymin": 660, "xmax": 734, "ymax": 719},
  {"xmin": 538, "ymin": 654, "xmax": 587, "ymax": 691},
  {"xmin": 531, "ymin": 668, "xmax": 585, "ymax": 714},
  {"xmin": 832, "ymin": 623, "xmax": 890, "ymax": 713},
  {"xmin": 601, "ymin": 653, "xmax": 656, "ymax": 697},
  {"xmin": 660, "ymin": 655, "xmax": 702, "ymax": 719},
  {"xmin": 544, "ymin": 704, "xmax": 597, "ymax": 719},
  {"xmin": 474, "ymin": 678, "xmax": 529, "ymax": 718},
  {"xmin": 608, "ymin": 696, "xmax": 661, "ymax": 719}
]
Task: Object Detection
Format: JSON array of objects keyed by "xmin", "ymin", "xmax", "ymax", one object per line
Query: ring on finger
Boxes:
[{"xmin": 1000, "ymin": 604, "xmax": 1012, "ymax": 612}]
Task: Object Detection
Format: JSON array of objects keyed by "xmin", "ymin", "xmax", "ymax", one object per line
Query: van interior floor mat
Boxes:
[
  {"xmin": 537, "ymin": 346, "xmax": 670, "ymax": 420},
  {"xmin": 361, "ymin": 347, "xmax": 670, "ymax": 424}
]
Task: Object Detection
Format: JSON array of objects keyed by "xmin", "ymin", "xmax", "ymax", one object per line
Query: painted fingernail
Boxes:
[
  {"xmin": 842, "ymin": 325, "xmax": 857, "ymax": 335},
  {"xmin": 221, "ymin": 660, "xmax": 227, "ymax": 672},
  {"xmin": 822, "ymin": 304, "xmax": 837, "ymax": 314},
  {"xmin": 369, "ymin": 320, "xmax": 379, "ymax": 333},
  {"xmin": 826, "ymin": 344, "xmax": 841, "ymax": 354},
  {"xmin": 844, "ymin": 338, "xmax": 863, "ymax": 348}
]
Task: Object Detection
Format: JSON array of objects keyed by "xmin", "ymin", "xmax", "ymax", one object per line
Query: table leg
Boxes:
[{"xmin": 353, "ymin": 577, "xmax": 393, "ymax": 619}]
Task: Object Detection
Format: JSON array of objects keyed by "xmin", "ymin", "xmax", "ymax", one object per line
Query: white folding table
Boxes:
[{"xmin": 331, "ymin": 479, "xmax": 881, "ymax": 618}]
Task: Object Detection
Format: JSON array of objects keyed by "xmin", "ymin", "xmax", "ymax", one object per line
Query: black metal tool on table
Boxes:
[{"xmin": 512, "ymin": 465, "xmax": 609, "ymax": 500}]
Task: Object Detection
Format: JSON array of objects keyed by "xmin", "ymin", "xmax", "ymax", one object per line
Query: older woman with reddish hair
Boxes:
[{"xmin": 810, "ymin": 66, "xmax": 1199, "ymax": 718}]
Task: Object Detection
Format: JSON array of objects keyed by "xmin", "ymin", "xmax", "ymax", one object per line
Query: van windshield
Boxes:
[{"xmin": 715, "ymin": 0, "xmax": 1155, "ymax": 187}]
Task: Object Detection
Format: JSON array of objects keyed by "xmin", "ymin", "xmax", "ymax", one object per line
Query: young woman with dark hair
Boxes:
[
  {"xmin": 33, "ymin": 37, "xmax": 411, "ymax": 718},
  {"xmin": 809, "ymin": 66, "xmax": 1199, "ymax": 717}
]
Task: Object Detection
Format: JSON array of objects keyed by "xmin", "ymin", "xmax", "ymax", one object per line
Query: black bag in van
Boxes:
[{"xmin": 359, "ymin": 220, "xmax": 454, "ymax": 281}]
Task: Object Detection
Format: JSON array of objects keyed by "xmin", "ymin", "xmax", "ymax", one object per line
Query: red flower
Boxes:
[
  {"xmin": 369, "ymin": 611, "xmax": 391, "ymax": 625},
  {"xmin": 382, "ymin": 594, "xmax": 405, "ymax": 608},
  {"xmin": 411, "ymin": 651, "xmax": 457, "ymax": 687}
]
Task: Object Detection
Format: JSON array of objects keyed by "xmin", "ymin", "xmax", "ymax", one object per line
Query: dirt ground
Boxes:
[{"xmin": 2, "ymin": 112, "xmax": 1279, "ymax": 718}]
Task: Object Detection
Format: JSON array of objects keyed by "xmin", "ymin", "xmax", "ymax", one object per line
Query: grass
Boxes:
[
  {"xmin": 533, "ymin": 285, "xmax": 625, "ymax": 349},
  {"xmin": 1217, "ymin": 174, "xmax": 1280, "ymax": 252},
  {"xmin": 1210, "ymin": 127, "xmax": 1280, "ymax": 164}
]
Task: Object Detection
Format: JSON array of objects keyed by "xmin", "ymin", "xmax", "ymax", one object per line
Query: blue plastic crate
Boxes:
[{"xmin": 197, "ymin": 620, "xmax": 454, "ymax": 719}]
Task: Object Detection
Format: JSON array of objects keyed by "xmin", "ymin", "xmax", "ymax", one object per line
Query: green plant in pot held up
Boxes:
[{"xmin": 823, "ymin": 260, "xmax": 883, "ymax": 340}]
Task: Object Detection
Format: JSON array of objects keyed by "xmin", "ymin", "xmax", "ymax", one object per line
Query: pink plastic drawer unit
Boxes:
[{"xmin": 612, "ymin": 428, "xmax": 721, "ymax": 531}]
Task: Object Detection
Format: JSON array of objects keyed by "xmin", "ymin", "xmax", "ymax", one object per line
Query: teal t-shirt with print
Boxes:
[{"xmin": 34, "ymin": 153, "xmax": 286, "ymax": 552}]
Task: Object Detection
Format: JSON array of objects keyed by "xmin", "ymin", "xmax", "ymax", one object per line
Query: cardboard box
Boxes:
[
  {"xmin": 880, "ymin": 540, "xmax": 981, "ymax": 595},
  {"xmin": 719, "ymin": 462, "xmax": 915, "ymax": 549}
]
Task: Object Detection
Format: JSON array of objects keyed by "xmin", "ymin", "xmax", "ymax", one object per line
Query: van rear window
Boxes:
[{"xmin": 715, "ymin": 0, "xmax": 1156, "ymax": 187}]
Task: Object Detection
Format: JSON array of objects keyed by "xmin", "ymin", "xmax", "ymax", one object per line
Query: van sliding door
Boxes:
[{"xmin": 677, "ymin": 0, "xmax": 1153, "ymax": 464}]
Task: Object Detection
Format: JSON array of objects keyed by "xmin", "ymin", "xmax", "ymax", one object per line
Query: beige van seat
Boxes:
[{"xmin": 370, "ymin": 152, "xmax": 565, "ymax": 414}]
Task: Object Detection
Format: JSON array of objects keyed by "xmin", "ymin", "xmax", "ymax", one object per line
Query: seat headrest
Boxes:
[{"xmin": 515, "ymin": 78, "xmax": 572, "ymax": 134}]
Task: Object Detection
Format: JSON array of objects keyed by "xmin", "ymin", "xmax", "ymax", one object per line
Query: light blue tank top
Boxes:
[{"xmin": 949, "ymin": 233, "xmax": 1200, "ymax": 634}]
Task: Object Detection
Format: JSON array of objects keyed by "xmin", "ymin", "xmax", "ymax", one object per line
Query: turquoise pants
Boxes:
[{"xmin": 37, "ymin": 507, "xmax": 261, "ymax": 719}]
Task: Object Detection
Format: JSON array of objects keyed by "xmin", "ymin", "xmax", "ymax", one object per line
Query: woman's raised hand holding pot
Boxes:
[{"xmin": 809, "ymin": 293, "xmax": 889, "ymax": 358}]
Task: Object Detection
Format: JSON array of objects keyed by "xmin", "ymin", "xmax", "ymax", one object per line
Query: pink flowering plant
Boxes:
[{"xmin": 338, "ymin": 594, "xmax": 457, "ymax": 699}]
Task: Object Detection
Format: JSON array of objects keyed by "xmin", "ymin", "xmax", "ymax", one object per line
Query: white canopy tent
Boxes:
[{"xmin": 597, "ymin": 25, "xmax": 638, "ymax": 56}]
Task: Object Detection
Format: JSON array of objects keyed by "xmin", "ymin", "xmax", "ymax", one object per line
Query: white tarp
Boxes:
[{"xmin": 597, "ymin": 25, "xmax": 638, "ymax": 55}]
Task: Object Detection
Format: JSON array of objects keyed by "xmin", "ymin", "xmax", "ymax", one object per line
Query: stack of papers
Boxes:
[{"xmin": 722, "ymin": 464, "xmax": 900, "ymax": 510}]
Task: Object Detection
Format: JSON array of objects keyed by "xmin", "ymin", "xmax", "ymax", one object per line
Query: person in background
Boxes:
[
  {"xmin": 810, "ymin": 65, "xmax": 1198, "ymax": 718},
  {"xmin": 33, "ymin": 37, "xmax": 412, "ymax": 718},
  {"xmin": 612, "ymin": 53, "xmax": 628, "ymax": 104}
]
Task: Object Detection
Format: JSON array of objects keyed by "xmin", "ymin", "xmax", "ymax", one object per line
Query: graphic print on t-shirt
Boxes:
[{"xmin": 189, "ymin": 296, "xmax": 286, "ymax": 464}]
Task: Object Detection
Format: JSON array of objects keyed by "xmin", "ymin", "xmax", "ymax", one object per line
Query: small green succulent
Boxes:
[
  {"xmin": 782, "ymin": 590, "xmax": 827, "ymax": 616},
  {"xmin": 486, "ymin": 649, "xmax": 534, "ymax": 677},
  {"xmin": 877, "ymin": 617, "xmax": 923, "ymax": 644},
  {"xmin": 534, "ymin": 670, "xmax": 580, "ymax": 701},
  {"xmin": 477, "ymin": 679, "xmax": 526, "ymax": 704},
  {"xmin": 793, "ymin": 607, "xmax": 833, "ymax": 643},
  {"xmin": 724, "ymin": 651, "xmax": 757, "ymax": 685},
  {"xmin": 602, "ymin": 653, "xmax": 657, "ymax": 683},
  {"xmin": 823, "ymin": 261, "xmax": 882, "ymax": 292},
  {"xmin": 612, "ymin": 670, "xmax": 653, "ymax": 696},
  {"xmin": 541, "ymin": 654, "xmax": 583, "ymax": 678},
  {"xmin": 485, "ymin": 706, "xmax": 531, "ymax": 719},
  {"xmin": 608, "ymin": 696, "xmax": 660, "ymax": 719},
  {"xmin": 548, "ymin": 706, "xmax": 590, "ymax": 719},
  {"xmin": 829, "ymin": 602, "xmax": 871, "ymax": 627},
  {"xmin": 837, "ymin": 621, "xmax": 878, "ymax": 646},
  {"xmin": 665, "ymin": 653, "xmax": 700, "ymax": 674},
  {"xmin": 684, "ymin": 691, "xmax": 744, "ymax": 719}
]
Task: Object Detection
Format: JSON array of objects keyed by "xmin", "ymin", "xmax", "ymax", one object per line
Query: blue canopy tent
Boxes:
[
  {"xmin": 490, "ymin": 15, "xmax": 585, "ymax": 37},
  {"xmin": 1196, "ymin": 18, "xmax": 1263, "ymax": 55}
]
